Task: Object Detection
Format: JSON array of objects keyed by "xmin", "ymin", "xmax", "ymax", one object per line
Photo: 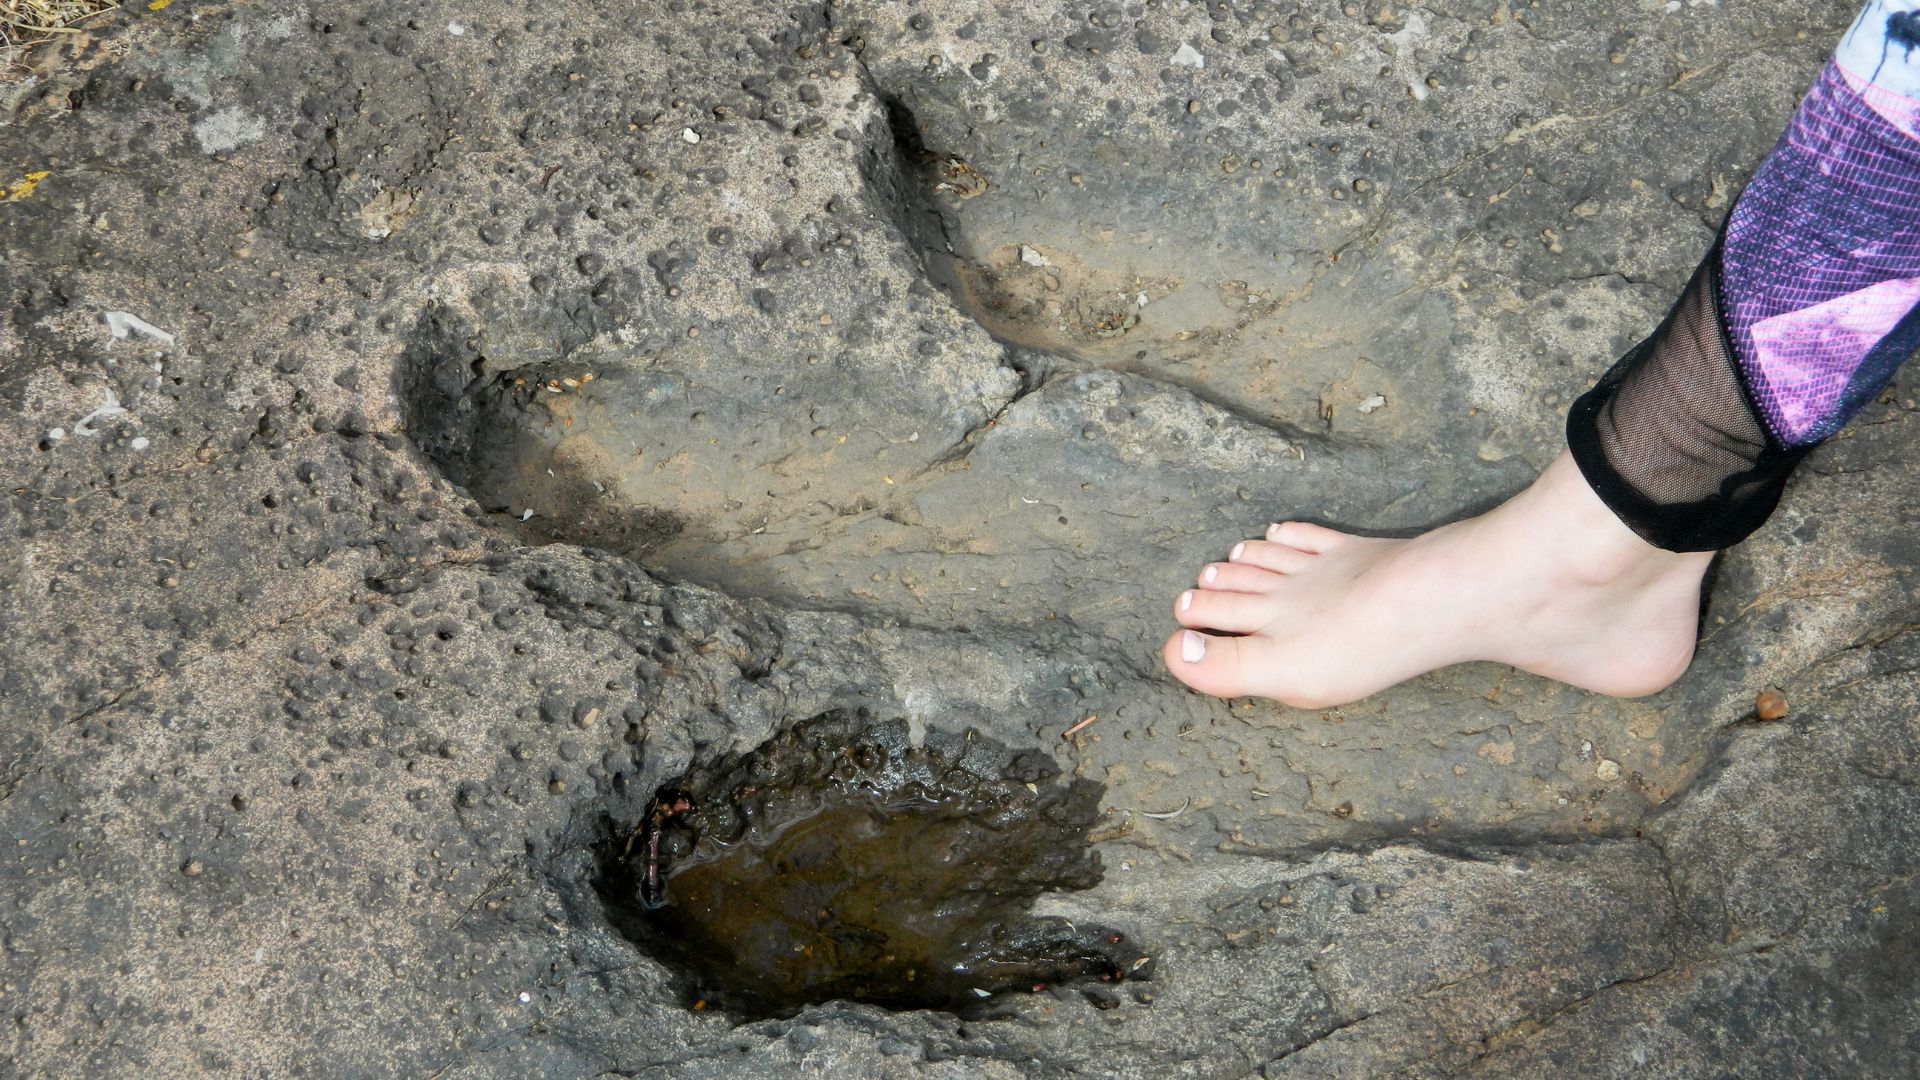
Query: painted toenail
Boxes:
[
  {"xmin": 1203, "ymin": 566, "xmax": 1218, "ymax": 585},
  {"xmin": 1181, "ymin": 630, "xmax": 1206, "ymax": 663},
  {"xmin": 1180, "ymin": 590, "xmax": 1193, "ymax": 611},
  {"xmin": 1230, "ymin": 542, "xmax": 1245, "ymax": 561}
]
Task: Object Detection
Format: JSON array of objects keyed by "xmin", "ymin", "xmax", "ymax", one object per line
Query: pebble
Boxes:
[{"xmin": 1755, "ymin": 688, "xmax": 1789, "ymax": 721}]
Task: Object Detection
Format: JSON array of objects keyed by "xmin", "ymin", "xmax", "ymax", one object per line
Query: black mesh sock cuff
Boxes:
[{"xmin": 1565, "ymin": 250, "xmax": 1813, "ymax": 552}]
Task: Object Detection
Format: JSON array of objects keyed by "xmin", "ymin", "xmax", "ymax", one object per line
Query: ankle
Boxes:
[{"xmin": 1517, "ymin": 451, "xmax": 1713, "ymax": 589}]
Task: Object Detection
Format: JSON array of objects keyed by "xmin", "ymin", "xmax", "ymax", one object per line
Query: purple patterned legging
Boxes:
[
  {"xmin": 1566, "ymin": 1, "xmax": 1920, "ymax": 551},
  {"xmin": 1721, "ymin": 1, "xmax": 1920, "ymax": 448}
]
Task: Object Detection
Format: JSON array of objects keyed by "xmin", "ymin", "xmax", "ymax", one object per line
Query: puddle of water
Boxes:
[{"xmin": 596, "ymin": 711, "xmax": 1146, "ymax": 1017}]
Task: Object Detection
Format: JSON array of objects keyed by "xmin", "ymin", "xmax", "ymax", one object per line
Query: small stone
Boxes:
[
  {"xmin": 1755, "ymin": 688, "xmax": 1789, "ymax": 721},
  {"xmin": 1171, "ymin": 42, "xmax": 1205, "ymax": 69},
  {"xmin": 682, "ymin": 128, "xmax": 700, "ymax": 144},
  {"xmin": 181, "ymin": 859, "xmax": 203, "ymax": 877},
  {"xmin": 1595, "ymin": 759, "xmax": 1622, "ymax": 781}
]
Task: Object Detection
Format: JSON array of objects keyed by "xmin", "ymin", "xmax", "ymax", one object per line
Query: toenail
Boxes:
[
  {"xmin": 1203, "ymin": 566, "xmax": 1218, "ymax": 585},
  {"xmin": 1266, "ymin": 523, "xmax": 1281, "ymax": 540},
  {"xmin": 1180, "ymin": 590, "xmax": 1193, "ymax": 611},
  {"xmin": 1181, "ymin": 630, "xmax": 1206, "ymax": 663},
  {"xmin": 1230, "ymin": 542, "xmax": 1245, "ymax": 561}
]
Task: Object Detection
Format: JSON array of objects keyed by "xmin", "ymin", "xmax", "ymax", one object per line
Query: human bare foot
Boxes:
[{"xmin": 1161, "ymin": 450, "xmax": 1715, "ymax": 708}]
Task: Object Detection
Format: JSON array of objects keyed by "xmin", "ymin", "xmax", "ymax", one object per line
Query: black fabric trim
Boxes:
[{"xmin": 1566, "ymin": 249, "xmax": 1813, "ymax": 552}]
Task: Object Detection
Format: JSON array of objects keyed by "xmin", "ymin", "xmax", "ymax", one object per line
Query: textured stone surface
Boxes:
[{"xmin": 2, "ymin": 0, "xmax": 1916, "ymax": 1076}]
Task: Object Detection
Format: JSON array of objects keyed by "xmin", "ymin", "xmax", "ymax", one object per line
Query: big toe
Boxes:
[{"xmin": 1162, "ymin": 629, "xmax": 1283, "ymax": 700}]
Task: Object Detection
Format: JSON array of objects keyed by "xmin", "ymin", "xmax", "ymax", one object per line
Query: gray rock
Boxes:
[{"xmin": 2, "ymin": 0, "xmax": 1914, "ymax": 1076}]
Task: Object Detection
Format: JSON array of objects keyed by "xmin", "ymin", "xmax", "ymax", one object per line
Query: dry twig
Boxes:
[
  {"xmin": 2, "ymin": 0, "xmax": 118, "ymax": 34},
  {"xmin": 2, "ymin": 1, "xmax": 119, "ymax": 75}
]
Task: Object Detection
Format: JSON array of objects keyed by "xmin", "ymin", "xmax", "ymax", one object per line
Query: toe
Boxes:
[
  {"xmin": 1175, "ymin": 587, "xmax": 1274, "ymax": 633},
  {"xmin": 1228, "ymin": 540, "xmax": 1315, "ymax": 575},
  {"xmin": 1162, "ymin": 629, "xmax": 1284, "ymax": 699},
  {"xmin": 1197, "ymin": 562, "xmax": 1285, "ymax": 592},
  {"xmin": 1266, "ymin": 521, "xmax": 1350, "ymax": 554}
]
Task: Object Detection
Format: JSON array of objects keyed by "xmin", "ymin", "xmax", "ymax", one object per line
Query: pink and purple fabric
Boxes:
[{"xmin": 1718, "ymin": 0, "xmax": 1920, "ymax": 447}]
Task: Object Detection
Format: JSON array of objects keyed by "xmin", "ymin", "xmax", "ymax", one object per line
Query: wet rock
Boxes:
[{"xmin": 595, "ymin": 712, "xmax": 1141, "ymax": 1017}]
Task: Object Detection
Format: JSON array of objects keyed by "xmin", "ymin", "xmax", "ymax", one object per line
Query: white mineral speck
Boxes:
[
  {"xmin": 191, "ymin": 107, "xmax": 267, "ymax": 155},
  {"xmin": 1171, "ymin": 43, "xmax": 1205, "ymax": 69},
  {"xmin": 104, "ymin": 310, "xmax": 175, "ymax": 346},
  {"xmin": 682, "ymin": 128, "xmax": 700, "ymax": 144},
  {"xmin": 448, "ymin": 22, "xmax": 465, "ymax": 35},
  {"xmin": 130, "ymin": 436, "xmax": 150, "ymax": 451}
]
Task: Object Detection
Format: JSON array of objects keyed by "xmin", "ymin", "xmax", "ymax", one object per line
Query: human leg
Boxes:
[
  {"xmin": 1166, "ymin": 2, "xmax": 1920, "ymax": 705},
  {"xmin": 1570, "ymin": 0, "xmax": 1920, "ymax": 552}
]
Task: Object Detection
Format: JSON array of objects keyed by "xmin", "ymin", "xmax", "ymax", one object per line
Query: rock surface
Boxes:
[{"xmin": 3, "ymin": 0, "xmax": 1916, "ymax": 1076}]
